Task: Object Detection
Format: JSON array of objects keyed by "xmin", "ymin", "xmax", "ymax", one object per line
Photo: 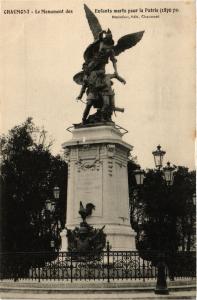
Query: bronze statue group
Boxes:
[{"xmin": 73, "ymin": 5, "xmax": 144, "ymax": 125}]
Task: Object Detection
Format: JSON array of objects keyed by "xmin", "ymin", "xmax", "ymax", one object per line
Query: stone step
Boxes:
[
  {"xmin": 0, "ymin": 280, "xmax": 196, "ymax": 296},
  {"xmin": 0, "ymin": 279, "xmax": 195, "ymax": 289},
  {"xmin": 0, "ymin": 290, "xmax": 196, "ymax": 300},
  {"xmin": 0, "ymin": 279, "xmax": 195, "ymax": 300}
]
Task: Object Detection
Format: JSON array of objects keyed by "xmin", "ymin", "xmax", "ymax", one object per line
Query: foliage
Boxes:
[
  {"xmin": 0, "ymin": 118, "xmax": 67, "ymax": 253},
  {"xmin": 129, "ymin": 165, "xmax": 196, "ymax": 262}
]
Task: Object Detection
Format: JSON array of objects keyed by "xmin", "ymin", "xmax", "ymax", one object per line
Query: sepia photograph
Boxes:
[{"xmin": 0, "ymin": 0, "xmax": 196, "ymax": 299}]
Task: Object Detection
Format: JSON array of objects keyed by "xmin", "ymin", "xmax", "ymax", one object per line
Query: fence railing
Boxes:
[{"xmin": 0, "ymin": 249, "xmax": 195, "ymax": 282}]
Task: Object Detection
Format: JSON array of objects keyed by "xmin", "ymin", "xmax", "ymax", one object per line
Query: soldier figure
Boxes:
[{"xmin": 77, "ymin": 70, "xmax": 125, "ymax": 123}]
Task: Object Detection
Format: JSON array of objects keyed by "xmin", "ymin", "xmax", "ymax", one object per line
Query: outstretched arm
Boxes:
[
  {"xmin": 115, "ymin": 74, "xmax": 126, "ymax": 84},
  {"xmin": 110, "ymin": 50, "xmax": 118, "ymax": 75},
  {"xmin": 112, "ymin": 60, "xmax": 118, "ymax": 74},
  {"xmin": 76, "ymin": 84, "xmax": 87, "ymax": 100},
  {"xmin": 109, "ymin": 73, "xmax": 126, "ymax": 84}
]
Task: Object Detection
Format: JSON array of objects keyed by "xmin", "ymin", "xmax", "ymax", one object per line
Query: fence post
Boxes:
[
  {"xmin": 14, "ymin": 254, "xmax": 19, "ymax": 282},
  {"xmin": 155, "ymin": 252, "xmax": 169, "ymax": 295},
  {"xmin": 38, "ymin": 265, "xmax": 41, "ymax": 282},
  {"xmin": 107, "ymin": 241, "xmax": 110, "ymax": 283},
  {"xmin": 142, "ymin": 258, "xmax": 145, "ymax": 282},
  {"xmin": 70, "ymin": 250, "xmax": 73, "ymax": 283}
]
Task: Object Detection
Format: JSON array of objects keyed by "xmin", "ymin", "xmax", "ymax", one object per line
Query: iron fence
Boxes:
[{"xmin": 0, "ymin": 249, "xmax": 195, "ymax": 282}]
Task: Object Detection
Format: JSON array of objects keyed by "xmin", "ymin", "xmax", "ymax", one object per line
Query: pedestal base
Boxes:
[
  {"xmin": 104, "ymin": 224, "xmax": 136, "ymax": 251},
  {"xmin": 62, "ymin": 125, "xmax": 137, "ymax": 251},
  {"xmin": 60, "ymin": 224, "xmax": 136, "ymax": 251}
]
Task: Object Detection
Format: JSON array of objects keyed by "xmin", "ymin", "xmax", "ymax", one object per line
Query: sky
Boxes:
[{"xmin": 0, "ymin": 0, "xmax": 196, "ymax": 170}]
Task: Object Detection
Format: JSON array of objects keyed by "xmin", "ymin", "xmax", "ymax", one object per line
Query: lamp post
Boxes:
[
  {"xmin": 53, "ymin": 186, "xmax": 60, "ymax": 200},
  {"xmin": 163, "ymin": 162, "xmax": 176, "ymax": 186},
  {"xmin": 134, "ymin": 167, "xmax": 145, "ymax": 186},
  {"xmin": 152, "ymin": 148, "xmax": 175, "ymax": 294},
  {"xmin": 40, "ymin": 186, "xmax": 61, "ymax": 251},
  {"xmin": 152, "ymin": 145, "xmax": 166, "ymax": 170},
  {"xmin": 51, "ymin": 186, "xmax": 61, "ymax": 251},
  {"xmin": 134, "ymin": 145, "xmax": 176, "ymax": 295},
  {"xmin": 133, "ymin": 168, "xmax": 145, "ymax": 224}
]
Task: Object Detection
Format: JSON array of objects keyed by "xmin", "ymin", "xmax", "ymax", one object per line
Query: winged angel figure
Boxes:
[{"xmin": 73, "ymin": 4, "xmax": 144, "ymax": 124}]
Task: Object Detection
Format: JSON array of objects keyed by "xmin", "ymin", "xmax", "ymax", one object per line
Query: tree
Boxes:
[
  {"xmin": 129, "ymin": 165, "xmax": 196, "ymax": 275},
  {"xmin": 172, "ymin": 167, "xmax": 196, "ymax": 252},
  {"xmin": 0, "ymin": 118, "xmax": 67, "ymax": 253}
]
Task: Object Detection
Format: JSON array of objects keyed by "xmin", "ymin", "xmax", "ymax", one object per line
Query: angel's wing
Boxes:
[
  {"xmin": 113, "ymin": 31, "xmax": 144, "ymax": 56},
  {"xmin": 84, "ymin": 4, "xmax": 102, "ymax": 40},
  {"xmin": 83, "ymin": 40, "xmax": 100, "ymax": 62}
]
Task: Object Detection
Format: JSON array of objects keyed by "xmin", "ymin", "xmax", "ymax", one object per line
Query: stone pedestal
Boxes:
[{"xmin": 61, "ymin": 124, "xmax": 136, "ymax": 251}]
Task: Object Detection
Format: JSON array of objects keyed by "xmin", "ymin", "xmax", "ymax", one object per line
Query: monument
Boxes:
[{"xmin": 60, "ymin": 4, "xmax": 144, "ymax": 251}]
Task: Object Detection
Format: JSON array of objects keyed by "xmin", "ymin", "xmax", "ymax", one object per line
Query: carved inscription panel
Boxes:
[{"xmin": 74, "ymin": 162, "xmax": 103, "ymax": 218}]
